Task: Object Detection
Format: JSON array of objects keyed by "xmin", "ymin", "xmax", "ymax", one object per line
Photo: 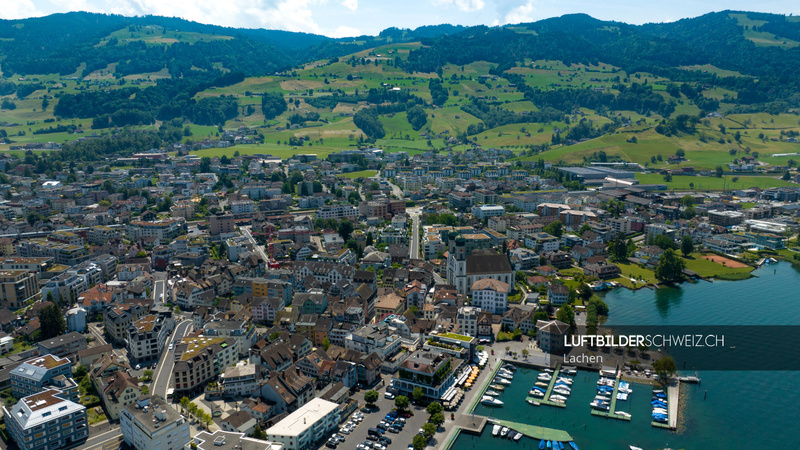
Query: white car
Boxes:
[{"xmin": 384, "ymin": 392, "xmax": 395, "ymax": 400}]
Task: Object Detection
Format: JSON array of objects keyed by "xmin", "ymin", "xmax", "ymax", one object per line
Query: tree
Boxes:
[
  {"xmin": 430, "ymin": 412, "xmax": 445, "ymax": 427},
  {"xmin": 782, "ymin": 171, "xmax": 791, "ymax": 181},
  {"xmin": 364, "ymin": 390, "xmax": 379, "ymax": 407},
  {"xmin": 394, "ymin": 395, "xmax": 410, "ymax": 411},
  {"xmin": 180, "ymin": 396, "xmax": 190, "ymax": 413},
  {"xmin": 366, "ymin": 232, "xmax": 374, "ymax": 246},
  {"xmin": 715, "ymin": 165, "xmax": 724, "ymax": 177},
  {"xmin": 654, "ymin": 249, "xmax": 686, "ymax": 282},
  {"xmin": 322, "ymin": 336, "xmax": 330, "ymax": 351},
  {"xmin": 681, "ymin": 235, "xmax": 694, "ymax": 257},
  {"xmin": 578, "ymin": 283, "xmax": 593, "ymax": 301},
  {"xmin": 426, "ymin": 401, "xmax": 443, "ymax": 416},
  {"xmin": 610, "ymin": 233, "xmax": 629, "ymax": 262},
  {"xmin": 141, "ymin": 385, "xmax": 149, "ymax": 395},
  {"xmin": 338, "ymin": 219, "xmax": 354, "ymax": 241},
  {"xmin": 652, "ymin": 356, "xmax": 677, "ymax": 381},
  {"xmin": 578, "ymin": 222, "xmax": 592, "ymax": 236},
  {"xmin": 39, "ymin": 303, "xmax": 66, "ymax": 339},
  {"xmin": 543, "ymin": 220, "xmax": 564, "ymax": 238},
  {"xmin": 556, "ymin": 304, "xmax": 575, "ymax": 326},
  {"xmin": 412, "ymin": 434, "xmax": 427, "ymax": 450},
  {"xmin": 261, "ymin": 92, "xmax": 288, "ymax": 120},
  {"xmin": 412, "ymin": 387, "xmax": 424, "ymax": 404},
  {"xmin": 73, "ymin": 365, "xmax": 88, "ymax": 380},
  {"xmin": 253, "ymin": 425, "xmax": 267, "ymax": 440},
  {"xmin": 422, "ymin": 423, "xmax": 437, "ymax": 439}
]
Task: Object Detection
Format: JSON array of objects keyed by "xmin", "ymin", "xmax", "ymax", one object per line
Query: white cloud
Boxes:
[
  {"xmin": 433, "ymin": 0, "xmax": 485, "ymax": 13},
  {"xmin": 502, "ymin": 0, "xmax": 536, "ymax": 24},
  {"xmin": 0, "ymin": 0, "xmax": 42, "ymax": 19},
  {"xmin": 341, "ymin": 0, "xmax": 357, "ymax": 12},
  {"xmin": 331, "ymin": 25, "xmax": 361, "ymax": 37}
]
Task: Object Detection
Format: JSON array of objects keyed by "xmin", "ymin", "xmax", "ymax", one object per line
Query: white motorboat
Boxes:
[
  {"xmin": 615, "ymin": 411, "xmax": 632, "ymax": 418},
  {"xmin": 550, "ymin": 394, "xmax": 568, "ymax": 402},
  {"xmin": 530, "ymin": 390, "xmax": 545, "ymax": 397},
  {"xmin": 486, "ymin": 390, "xmax": 500, "ymax": 396},
  {"xmin": 535, "ymin": 381, "xmax": 549, "ymax": 388},
  {"xmin": 616, "ymin": 392, "xmax": 629, "ymax": 401},
  {"xmin": 538, "ymin": 374, "xmax": 552, "ymax": 381},
  {"xmin": 553, "ymin": 388, "xmax": 571, "ymax": 396},
  {"xmin": 501, "ymin": 427, "xmax": 510, "ymax": 437},
  {"xmin": 544, "ymin": 368, "xmax": 554, "ymax": 373},
  {"xmin": 554, "ymin": 383, "xmax": 571, "ymax": 391},
  {"xmin": 561, "ymin": 368, "xmax": 578, "ymax": 375},
  {"xmin": 527, "ymin": 399, "xmax": 540, "ymax": 406},
  {"xmin": 496, "ymin": 377, "xmax": 511, "ymax": 385},
  {"xmin": 504, "ymin": 365, "xmax": 517, "ymax": 372},
  {"xmin": 481, "ymin": 395, "xmax": 504, "ymax": 406},
  {"xmin": 629, "ymin": 446, "xmax": 644, "ymax": 450},
  {"xmin": 556, "ymin": 377, "xmax": 573, "ymax": 385},
  {"xmin": 590, "ymin": 400, "xmax": 610, "ymax": 411},
  {"xmin": 513, "ymin": 432, "xmax": 523, "ymax": 442},
  {"xmin": 652, "ymin": 408, "xmax": 668, "ymax": 414},
  {"xmin": 497, "ymin": 371, "xmax": 514, "ymax": 380},
  {"xmin": 489, "ymin": 384, "xmax": 505, "ymax": 391},
  {"xmin": 492, "ymin": 424, "xmax": 501, "ymax": 436}
]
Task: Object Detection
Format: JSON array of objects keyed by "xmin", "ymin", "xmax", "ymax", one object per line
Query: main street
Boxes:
[
  {"xmin": 76, "ymin": 425, "xmax": 122, "ymax": 450},
  {"xmin": 241, "ymin": 225, "xmax": 270, "ymax": 263},
  {"xmin": 152, "ymin": 319, "xmax": 194, "ymax": 399},
  {"xmin": 409, "ymin": 206, "xmax": 422, "ymax": 260}
]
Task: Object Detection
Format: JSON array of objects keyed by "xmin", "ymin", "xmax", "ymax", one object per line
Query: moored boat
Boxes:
[
  {"xmin": 489, "ymin": 384, "xmax": 505, "ymax": 391},
  {"xmin": 539, "ymin": 439, "xmax": 546, "ymax": 450},
  {"xmin": 481, "ymin": 395, "xmax": 504, "ymax": 406},
  {"xmin": 496, "ymin": 377, "xmax": 511, "ymax": 385},
  {"xmin": 486, "ymin": 390, "xmax": 500, "ymax": 396},
  {"xmin": 513, "ymin": 432, "xmax": 522, "ymax": 442},
  {"xmin": 527, "ymin": 399, "xmax": 540, "ymax": 406},
  {"xmin": 568, "ymin": 442, "xmax": 579, "ymax": 450},
  {"xmin": 615, "ymin": 411, "xmax": 632, "ymax": 418},
  {"xmin": 492, "ymin": 424, "xmax": 501, "ymax": 436}
]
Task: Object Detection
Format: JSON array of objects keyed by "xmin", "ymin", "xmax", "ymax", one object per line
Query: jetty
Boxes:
[
  {"xmin": 590, "ymin": 368, "xmax": 630, "ymax": 422},
  {"xmin": 652, "ymin": 382, "xmax": 680, "ymax": 430},
  {"xmin": 527, "ymin": 362, "xmax": 566, "ymax": 408},
  {"xmin": 491, "ymin": 418, "xmax": 573, "ymax": 442}
]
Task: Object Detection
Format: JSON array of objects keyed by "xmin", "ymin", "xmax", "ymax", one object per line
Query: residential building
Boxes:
[
  {"xmin": 10, "ymin": 355, "xmax": 73, "ymax": 400},
  {"xmin": 265, "ymin": 398, "xmax": 340, "ymax": 450},
  {"xmin": 120, "ymin": 396, "xmax": 190, "ymax": 450},
  {"xmin": 173, "ymin": 337, "xmax": 238, "ymax": 395},
  {"xmin": 125, "ymin": 219, "xmax": 186, "ymax": 243},
  {"xmin": 583, "ymin": 263, "xmax": 621, "ymax": 280},
  {"xmin": 192, "ymin": 430, "xmax": 283, "ymax": 450},
  {"xmin": 203, "ymin": 319, "xmax": 257, "ymax": 357},
  {"xmin": 96, "ymin": 371, "xmax": 141, "ymax": 421},
  {"xmin": 0, "ymin": 269, "xmax": 38, "ymax": 310},
  {"xmin": 456, "ymin": 306, "xmax": 480, "ymax": 337},
  {"xmin": 37, "ymin": 332, "xmax": 87, "ymax": 358},
  {"xmin": 105, "ymin": 304, "xmax": 148, "ymax": 345},
  {"xmin": 708, "ymin": 210, "xmax": 744, "ymax": 227},
  {"xmin": 535, "ymin": 320, "xmax": 570, "ymax": 354},
  {"xmin": 343, "ymin": 322, "xmax": 402, "ymax": 360},
  {"xmin": 391, "ymin": 350, "xmax": 462, "ymax": 402},
  {"xmin": 3, "ymin": 389, "xmax": 88, "ymax": 450},
  {"xmin": 547, "ymin": 283, "xmax": 569, "ymax": 306},
  {"xmin": 191, "ymin": 430, "xmax": 283, "ymax": 450},
  {"xmin": 470, "ymin": 278, "xmax": 509, "ymax": 315},
  {"xmin": 220, "ymin": 364, "xmax": 265, "ymax": 398},
  {"xmin": 210, "ymin": 214, "xmax": 236, "ymax": 237},
  {"xmin": 127, "ymin": 311, "xmax": 175, "ymax": 364},
  {"xmin": 471, "ymin": 204, "xmax": 505, "ymax": 219}
]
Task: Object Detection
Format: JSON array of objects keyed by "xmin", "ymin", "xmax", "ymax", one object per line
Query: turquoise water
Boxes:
[{"xmin": 453, "ymin": 262, "xmax": 800, "ymax": 450}]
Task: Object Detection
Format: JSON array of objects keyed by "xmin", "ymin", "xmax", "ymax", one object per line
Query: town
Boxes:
[{"xmin": 0, "ymin": 143, "xmax": 795, "ymax": 450}]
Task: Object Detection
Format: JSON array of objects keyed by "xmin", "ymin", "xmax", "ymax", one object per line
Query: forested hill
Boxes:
[
  {"xmin": 0, "ymin": 12, "xmax": 467, "ymax": 78},
  {"xmin": 403, "ymin": 11, "xmax": 800, "ymax": 105}
]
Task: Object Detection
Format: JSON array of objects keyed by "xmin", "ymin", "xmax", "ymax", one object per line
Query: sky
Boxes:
[{"xmin": 3, "ymin": 0, "xmax": 799, "ymax": 38}]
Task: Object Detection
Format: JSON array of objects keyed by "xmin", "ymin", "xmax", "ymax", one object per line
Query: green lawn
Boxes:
[
  {"xmin": 682, "ymin": 253, "xmax": 753, "ymax": 278},
  {"xmin": 611, "ymin": 262, "xmax": 658, "ymax": 286},
  {"xmin": 341, "ymin": 170, "xmax": 377, "ymax": 179},
  {"xmin": 635, "ymin": 173, "xmax": 797, "ymax": 190}
]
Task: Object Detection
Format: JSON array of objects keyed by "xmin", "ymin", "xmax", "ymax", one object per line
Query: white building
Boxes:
[
  {"xmin": 470, "ymin": 279, "xmax": 509, "ymax": 315},
  {"xmin": 126, "ymin": 312, "xmax": 174, "ymax": 364},
  {"xmin": 66, "ymin": 306, "xmax": 87, "ymax": 332},
  {"xmin": 471, "ymin": 204, "xmax": 505, "ymax": 219},
  {"xmin": 192, "ymin": 430, "xmax": 283, "ymax": 450},
  {"xmin": 120, "ymin": 396, "xmax": 190, "ymax": 450},
  {"xmin": 3, "ymin": 389, "xmax": 88, "ymax": 450},
  {"xmin": 220, "ymin": 364, "xmax": 262, "ymax": 397},
  {"xmin": 230, "ymin": 200, "xmax": 256, "ymax": 214},
  {"xmin": 265, "ymin": 398, "xmax": 340, "ymax": 450},
  {"xmin": 315, "ymin": 204, "xmax": 358, "ymax": 220}
]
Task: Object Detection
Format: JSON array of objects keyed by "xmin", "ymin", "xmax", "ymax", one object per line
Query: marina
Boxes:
[
  {"xmin": 590, "ymin": 369, "xmax": 631, "ymax": 422},
  {"xmin": 526, "ymin": 362, "xmax": 567, "ymax": 408}
]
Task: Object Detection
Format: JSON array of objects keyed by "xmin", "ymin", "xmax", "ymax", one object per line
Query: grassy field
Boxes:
[
  {"xmin": 634, "ymin": 173, "xmax": 797, "ymax": 190},
  {"xmin": 682, "ymin": 253, "xmax": 754, "ymax": 278},
  {"xmin": 340, "ymin": 170, "xmax": 377, "ymax": 179},
  {"xmin": 612, "ymin": 262, "xmax": 658, "ymax": 287}
]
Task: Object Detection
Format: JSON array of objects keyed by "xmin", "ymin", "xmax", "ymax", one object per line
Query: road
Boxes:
[
  {"xmin": 76, "ymin": 425, "xmax": 122, "ymax": 450},
  {"xmin": 385, "ymin": 178, "xmax": 404, "ymax": 199},
  {"xmin": 409, "ymin": 206, "xmax": 422, "ymax": 260},
  {"xmin": 152, "ymin": 320, "xmax": 193, "ymax": 399},
  {"xmin": 153, "ymin": 279, "xmax": 166, "ymax": 304},
  {"xmin": 88, "ymin": 324, "xmax": 126, "ymax": 360},
  {"xmin": 241, "ymin": 226, "xmax": 270, "ymax": 263}
]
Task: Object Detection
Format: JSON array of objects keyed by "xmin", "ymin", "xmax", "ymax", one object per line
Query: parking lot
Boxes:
[{"xmin": 319, "ymin": 376, "xmax": 438, "ymax": 450}]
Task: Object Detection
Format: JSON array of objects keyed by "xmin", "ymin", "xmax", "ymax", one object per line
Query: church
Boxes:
[{"xmin": 445, "ymin": 232, "xmax": 514, "ymax": 296}]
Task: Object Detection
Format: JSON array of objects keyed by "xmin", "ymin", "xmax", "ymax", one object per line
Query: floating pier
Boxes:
[
  {"xmin": 591, "ymin": 369, "xmax": 631, "ymax": 421},
  {"xmin": 491, "ymin": 418, "xmax": 573, "ymax": 442},
  {"xmin": 526, "ymin": 362, "xmax": 566, "ymax": 408}
]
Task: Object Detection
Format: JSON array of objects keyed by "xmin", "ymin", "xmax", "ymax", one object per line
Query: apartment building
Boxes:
[
  {"xmin": 120, "ymin": 396, "xmax": 190, "ymax": 450},
  {"xmin": 126, "ymin": 311, "xmax": 175, "ymax": 364},
  {"xmin": 0, "ymin": 269, "xmax": 38, "ymax": 310},
  {"xmin": 173, "ymin": 337, "xmax": 238, "ymax": 396},
  {"xmin": 3, "ymin": 389, "xmax": 88, "ymax": 450}
]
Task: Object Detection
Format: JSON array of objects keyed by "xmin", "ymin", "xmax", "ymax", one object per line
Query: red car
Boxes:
[{"xmin": 399, "ymin": 411, "xmax": 412, "ymax": 418}]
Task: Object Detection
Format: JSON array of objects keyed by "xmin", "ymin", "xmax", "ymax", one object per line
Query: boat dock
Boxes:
[
  {"xmin": 526, "ymin": 362, "xmax": 566, "ymax": 408},
  {"xmin": 652, "ymin": 382, "xmax": 680, "ymax": 430},
  {"xmin": 491, "ymin": 419, "xmax": 573, "ymax": 442},
  {"xmin": 591, "ymin": 369, "xmax": 630, "ymax": 422}
]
